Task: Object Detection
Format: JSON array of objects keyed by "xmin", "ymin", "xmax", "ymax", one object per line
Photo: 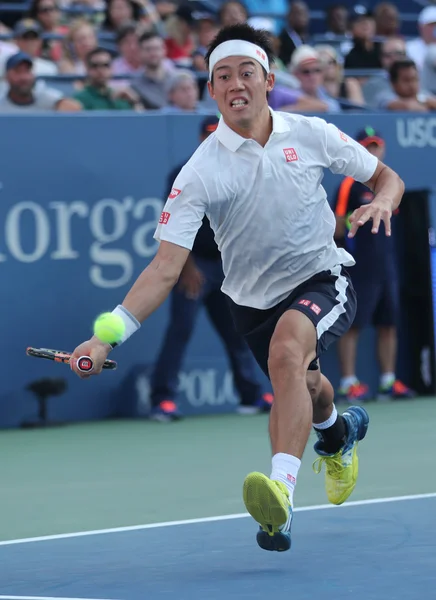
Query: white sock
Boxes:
[
  {"xmin": 313, "ymin": 405, "xmax": 338, "ymax": 430},
  {"xmin": 340, "ymin": 375, "xmax": 358, "ymax": 389},
  {"xmin": 270, "ymin": 453, "xmax": 301, "ymax": 505},
  {"xmin": 380, "ymin": 372, "xmax": 395, "ymax": 388}
]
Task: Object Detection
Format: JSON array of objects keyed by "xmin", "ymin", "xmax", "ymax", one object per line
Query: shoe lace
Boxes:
[{"xmin": 312, "ymin": 454, "xmax": 344, "ymax": 480}]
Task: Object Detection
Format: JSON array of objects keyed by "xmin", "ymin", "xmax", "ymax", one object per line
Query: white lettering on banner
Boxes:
[
  {"xmin": 397, "ymin": 117, "xmax": 436, "ymax": 148},
  {"xmin": 0, "ymin": 196, "xmax": 162, "ymax": 288},
  {"xmin": 178, "ymin": 369, "xmax": 238, "ymax": 407}
]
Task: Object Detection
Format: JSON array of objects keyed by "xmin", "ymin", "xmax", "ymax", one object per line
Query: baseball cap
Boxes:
[
  {"xmin": 349, "ymin": 4, "xmax": 373, "ymax": 22},
  {"xmin": 418, "ymin": 6, "xmax": 436, "ymax": 26},
  {"xmin": 356, "ymin": 126, "xmax": 385, "ymax": 147},
  {"xmin": 290, "ymin": 45, "xmax": 320, "ymax": 72},
  {"xmin": 5, "ymin": 51, "xmax": 33, "ymax": 71},
  {"xmin": 200, "ymin": 115, "xmax": 219, "ymax": 136},
  {"xmin": 14, "ymin": 18, "xmax": 42, "ymax": 37}
]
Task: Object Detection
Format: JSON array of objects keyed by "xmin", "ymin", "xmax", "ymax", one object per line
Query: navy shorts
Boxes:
[
  {"xmin": 351, "ymin": 277, "xmax": 399, "ymax": 328},
  {"xmin": 227, "ymin": 266, "xmax": 357, "ymax": 379}
]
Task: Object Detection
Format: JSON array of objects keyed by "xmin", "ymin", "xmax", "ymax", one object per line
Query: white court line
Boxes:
[
  {"xmin": 0, "ymin": 492, "xmax": 435, "ymax": 549},
  {"xmin": 0, "ymin": 597, "xmax": 119, "ymax": 600}
]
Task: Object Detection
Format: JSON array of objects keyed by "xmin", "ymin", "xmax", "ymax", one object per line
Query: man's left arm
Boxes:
[{"xmin": 347, "ymin": 160, "xmax": 405, "ymax": 238}]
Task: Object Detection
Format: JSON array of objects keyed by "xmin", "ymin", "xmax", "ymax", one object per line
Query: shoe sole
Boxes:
[
  {"xmin": 344, "ymin": 405, "xmax": 369, "ymax": 441},
  {"xmin": 243, "ymin": 472, "xmax": 291, "ymax": 552}
]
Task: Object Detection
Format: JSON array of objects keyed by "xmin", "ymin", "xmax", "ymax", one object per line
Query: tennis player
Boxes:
[{"xmin": 71, "ymin": 24, "xmax": 404, "ymax": 553}]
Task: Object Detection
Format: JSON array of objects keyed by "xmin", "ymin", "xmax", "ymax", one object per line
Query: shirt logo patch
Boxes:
[
  {"xmin": 168, "ymin": 188, "xmax": 181, "ymax": 200},
  {"xmin": 298, "ymin": 299, "xmax": 311, "ymax": 306},
  {"xmin": 310, "ymin": 303, "xmax": 321, "ymax": 315},
  {"xmin": 339, "ymin": 131, "xmax": 348, "ymax": 142},
  {"xmin": 159, "ymin": 211, "xmax": 171, "ymax": 225},
  {"xmin": 283, "ymin": 148, "xmax": 298, "ymax": 162}
]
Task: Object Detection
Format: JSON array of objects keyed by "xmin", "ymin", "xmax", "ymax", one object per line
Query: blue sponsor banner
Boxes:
[{"xmin": 1, "ymin": 113, "xmax": 435, "ymax": 426}]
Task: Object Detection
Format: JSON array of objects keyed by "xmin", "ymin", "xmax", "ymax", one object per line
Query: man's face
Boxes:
[
  {"xmin": 420, "ymin": 21, "xmax": 436, "ymax": 44},
  {"xmin": 289, "ymin": 1, "xmax": 309, "ymax": 33},
  {"xmin": 87, "ymin": 51, "xmax": 112, "ymax": 87},
  {"xmin": 352, "ymin": 16, "xmax": 376, "ymax": 41},
  {"xmin": 393, "ymin": 66, "xmax": 419, "ymax": 99},
  {"xmin": 328, "ymin": 6, "xmax": 348, "ymax": 34},
  {"xmin": 375, "ymin": 4, "xmax": 399, "ymax": 35},
  {"xmin": 381, "ymin": 38, "xmax": 406, "ymax": 70},
  {"xmin": 208, "ymin": 56, "xmax": 274, "ymax": 132},
  {"xmin": 119, "ymin": 32, "xmax": 139, "ymax": 63},
  {"xmin": 364, "ymin": 141, "xmax": 385, "ymax": 161},
  {"xmin": 15, "ymin": 32, "xmax": 42, "ymax": 57},
  {"xmin": 170, "ymin": 77, "xmax": 199, "ymax": 110},
  {"xmin": 6, "ymin": 62, "xmax": 34, "ymax": 95},
  {"xmin": 295, "ymin": 60, "xmax": 323, "ymax": 95},
  {"xmin": 140, "ymin": 36, "xmax": 165, "ymax": 69}
]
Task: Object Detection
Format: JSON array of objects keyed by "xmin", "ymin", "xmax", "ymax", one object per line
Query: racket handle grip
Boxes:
[{"xmin": 77, "ymin": 356, "xmax": 94, "ymax": 373}]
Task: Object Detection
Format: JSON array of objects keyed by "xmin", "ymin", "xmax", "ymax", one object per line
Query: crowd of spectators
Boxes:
[{"xmin": 0, "ymin": 1, "xmax": 436, "ymax": 114}]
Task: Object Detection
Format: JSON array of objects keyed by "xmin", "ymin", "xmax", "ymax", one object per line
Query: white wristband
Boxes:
[{"xmin": 111, "ymin": 305, "xmax": 140, "ymax": 346}]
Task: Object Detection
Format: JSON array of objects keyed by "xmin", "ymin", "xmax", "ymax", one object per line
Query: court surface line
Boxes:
[
  {"xmin": 0, "ymin": 596, "xmax": 120, "ymax": 600},
  {"xmin": 1, "ymin": 492, "xmax": 435, "ymax": 548}
]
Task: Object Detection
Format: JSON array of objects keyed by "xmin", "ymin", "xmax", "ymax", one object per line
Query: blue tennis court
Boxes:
[{"xmin": 0, "ymin": 494, "xmax": 435, "ymax": 600}]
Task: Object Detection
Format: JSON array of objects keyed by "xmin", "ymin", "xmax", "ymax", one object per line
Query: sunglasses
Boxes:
[
  {"xmin": 89, "ymin": 62, "xmax": 111, "ymax": 68},
  {"xmin": 300, "ymin": 68, "xmax": 322, "ymax": 75}
]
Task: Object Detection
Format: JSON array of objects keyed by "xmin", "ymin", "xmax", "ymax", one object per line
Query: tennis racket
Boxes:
[{"xmin": 26, "ymin": 347, "xmax": 117, "ymax": 373}]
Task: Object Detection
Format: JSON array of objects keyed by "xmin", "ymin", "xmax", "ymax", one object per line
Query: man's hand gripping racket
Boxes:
[{"xmin": 69, "ymin": 338, "xmax": 114, "ymax": 378}]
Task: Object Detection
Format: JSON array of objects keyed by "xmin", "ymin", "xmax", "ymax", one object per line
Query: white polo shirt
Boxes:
[{"xmin": 154, "ymin": 109, "xmax": 378, "ymax": 310}]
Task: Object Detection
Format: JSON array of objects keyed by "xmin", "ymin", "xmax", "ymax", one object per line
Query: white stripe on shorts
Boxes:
[{"xmin": 316, "ymin": 264, "xmax": 349, "ymax": 339}]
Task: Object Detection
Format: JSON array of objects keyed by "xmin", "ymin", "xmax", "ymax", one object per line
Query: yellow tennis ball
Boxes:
[{"xmin": 93, "ymin": 312, "xmax": 125, "ymax": 345}]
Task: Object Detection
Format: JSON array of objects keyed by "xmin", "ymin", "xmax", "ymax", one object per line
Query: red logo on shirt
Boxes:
[
  {"xmin": 339, "ymin": 131, "xmax": 348, "ymax": 142},
  {"xmin": 298, "ymin": 299, "xmax": 311, "ymax": 307},
  {"xmin": 159, "ymin": 211, "xmax": 171, "ymax": 225},
  {"xmin": 168, "ymin": 188, "xmax": 181, "ymax": 200},
  {"xmin": 283, "ymin": 148, "xmax": 298, "ymax": 162},
  {"xmin": 310, "ymin": 303, "xmax": 321, "ymax": 315}
]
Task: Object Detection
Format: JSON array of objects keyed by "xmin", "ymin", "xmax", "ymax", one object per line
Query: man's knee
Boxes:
[{"xmin": 268, "ymin": 338, "xmax": 307, "ymax": 379}]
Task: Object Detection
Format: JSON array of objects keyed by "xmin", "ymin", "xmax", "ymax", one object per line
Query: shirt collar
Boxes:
[{"xmin": 215, "ymin": 107, "xmax": 290, "ymax": 152}]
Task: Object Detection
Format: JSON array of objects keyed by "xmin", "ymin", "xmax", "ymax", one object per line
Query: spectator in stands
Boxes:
[
  {"xmin": 101, "ymin": 0, "xmax": 143, "ymax": 34},
  {"xmin": 0, "ymin": 51, "xmax": 80, "ymax": 112},
  {"xmin": 373, "ymin": 2, "xmax": 400, "ymax": 38},
  {"xmin": 362, "ymin": 36, "xmax": 406, "ymax": 108},
  {"xmin": 422, "ymin": 44, "xmax": 436, "ymax": 95},
  {"xmin": 324, "ymin": 3, "xmax": 352, "ymax": 56},
  {"xmin": 289, "ymin": 45, "xmax": 342, "ymax": 112},
  {"xmin": 164, "ymin": 4, "xmax": 196, "ymax": 65},
  {"xmin": 278, "ymin": 1, "xmax": 310, "ymax": 67},
  {"xmin": 315, "ymin": 44, "xmax": 364, "ymax": 105},
  {"xmin": 218, "ymin": 1, "xmax": 249, "ymax": 28},
  {"xmin": 344, "ymin": 5, "xmax": 382, "ymax": 71},
  {"xmin": 28, "ymin": 0, "xmax": 69, "ymax": 63},
  {"xmin": 148, "ymin": 115, "xmax": 273, "ymax": 421},
  {"xmin": 13, "ymin": 18, "xmax": 58, "ymax": 76},
  {"xmin": 195, "ymin": 13, "xmax": 219, "ymax": 56},
  {"xmin": 333, "ymin": 127, "xmax": 415, "ymax": 402},
  {"xmin": 130, "ymin": 31, "xmax": 174, "ymax": 109},
  {"xmin": 406, "ymin": 6, "xmax": 436, "ymax": 72},
  {"xmin": 160, "ymin": 69, "xmax": 209, "ymax": 113},
  {"xmin": 58, "ymin": 19, "xmax": 98, "ymax": 74},
  {"xmin": 74, "ymin": 47, "xmax": 141, "ymax": 109},
  {"xmin": 385, "ymin": 59, "xmax": 436, "ymax": 112},
  {"xmin": 111, "ymin": 22, "xmax": 142, "ymax": 78}
]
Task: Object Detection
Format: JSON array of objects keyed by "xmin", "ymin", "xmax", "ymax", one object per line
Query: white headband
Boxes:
[{"xmin": 208, "ymin": 40, "xmax": 270, "ymax": 79}]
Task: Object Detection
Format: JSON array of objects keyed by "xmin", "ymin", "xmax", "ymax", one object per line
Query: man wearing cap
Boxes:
[
  {"xmin": 333, "ymin": 127, "xmax": 414, "ymax": 403},
  {"xmin": 148, "ymin": 117, "xmax": 273, "ymax": 421},
  {"xmin": 0, "ymin": 51, "xmax": 79, "ymax": 112},
  {"xmin": 406, "ymin": 6, "xmax": 436, "ymax": 72},
  {"xmin": 13, "ymin": 18, "xmax": 58, "ymax": 77},
  {"xmin": 344, "ymin": 5, "xmax": 382, "ymax": 70},
  {"xmin": 71, "ymin": 24, "xmax": 404, "ymax": 553}
]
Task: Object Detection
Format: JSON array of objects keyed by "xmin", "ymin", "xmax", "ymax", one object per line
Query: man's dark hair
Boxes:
[
  {"xmin": 389, "ymin": 58, "xmax": 417, "ymax": 83},
  {"xmin": 205, "ymin": 24, "xmax": 275, "ymax": 83},
  {"xmin": 139, "ymin": 30, "xmax": 162, "ymax": 45},
  {"xmin": 85, "ymin": 47, "xmax": 111, "ymax": 66}
]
